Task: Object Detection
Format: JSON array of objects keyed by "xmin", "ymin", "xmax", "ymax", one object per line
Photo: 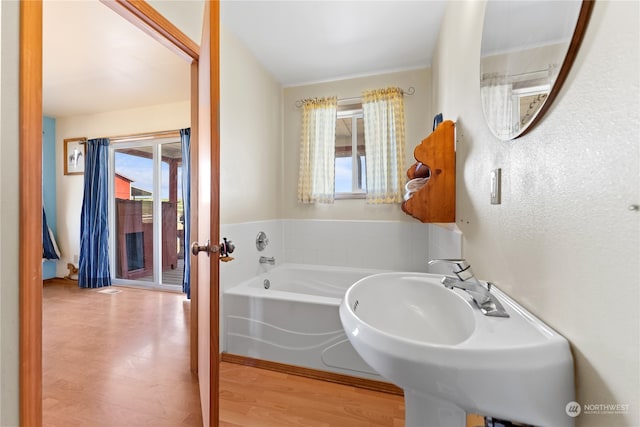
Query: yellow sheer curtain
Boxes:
[
  {"xmin": 297, "ymin": 96, "xmax": 338, "ymax": 203},
  {"xmin": 362, "ymin": 87, "xmax": 406, "ymax": 204}
]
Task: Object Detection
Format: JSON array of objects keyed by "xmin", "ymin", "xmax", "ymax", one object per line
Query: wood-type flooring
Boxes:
[
  {"xmin": 42, "ymin": 280, "xmax": 409, "ymax": 426},
  {"xmin": 43, "ymin": 280, "xmax": 202, "ymax": 426}
]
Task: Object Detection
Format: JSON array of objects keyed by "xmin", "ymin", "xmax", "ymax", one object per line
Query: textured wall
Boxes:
[
  {"xmin": 0, "ymin": 1, "xmax": 20, "ymax": 424},
  {"xmin": 432, "ymin": 1, "xmax": 639, "ymax": 426}
]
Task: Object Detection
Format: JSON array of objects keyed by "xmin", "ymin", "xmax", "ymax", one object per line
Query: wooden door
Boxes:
[
  {"xmin": 20, "ymin": 1, "xmax": 44, "ymax": 424},
  {"xmin": 194, "ymin": 1, "xmax": 220, "ymax": 425}
]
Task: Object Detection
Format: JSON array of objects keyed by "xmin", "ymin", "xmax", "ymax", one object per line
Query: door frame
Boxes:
[{"xmin": 19, "ymin": 1, "xmax": 218, "ymax": 425}]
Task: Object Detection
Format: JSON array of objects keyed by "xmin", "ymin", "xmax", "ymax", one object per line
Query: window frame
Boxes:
[
  {"xmin": 107, "ymin": 137, "xmax": 184, "ymax": 291},
  {"xmin": 335, "ymin": 102, "xmax": 366, "ymax": 199}
]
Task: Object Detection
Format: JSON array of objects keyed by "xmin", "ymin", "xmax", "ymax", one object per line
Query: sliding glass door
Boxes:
[{"xmin": 109, "ymin": 137, "xmax": 184, "ymax": 290}]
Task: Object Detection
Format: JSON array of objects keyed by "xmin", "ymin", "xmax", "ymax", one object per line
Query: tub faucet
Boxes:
[
  {"xmin": 259, "ymin": 256, "xmax": 275, "ymax": 265},
  {"xmin": 428, "ymin": 259, "xmax": 509, "ymax": 318}
]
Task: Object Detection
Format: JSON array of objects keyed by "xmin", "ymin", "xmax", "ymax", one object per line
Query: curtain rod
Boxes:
[
  {"xmin": 295, "ymin": 86, "xmax": 415, "ymax": 108},
  {"xmin": 79, "ymin": 129, "xmax": 182, "ymax": 144},
  {"xmin": 481, "ymin": 66, "xmax": 557, "ymax": 82}
]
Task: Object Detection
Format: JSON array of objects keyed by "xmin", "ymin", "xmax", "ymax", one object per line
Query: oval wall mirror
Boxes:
[{"xmin": 480, "ymin": 0, "xmax": 594, "ymax": 140}]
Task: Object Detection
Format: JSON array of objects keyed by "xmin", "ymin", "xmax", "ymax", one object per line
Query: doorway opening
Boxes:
[
  {"xmin": 21, "ymin": 1, "xmax": 212, "ymax": 424},
  {"xmin": 109, "ymin": 135, "xmax": 185, "ymax": 291}
]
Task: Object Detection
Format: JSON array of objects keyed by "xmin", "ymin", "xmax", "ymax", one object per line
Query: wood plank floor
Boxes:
[
  {"xmin": 43, "ymin": 280, "xmax": 407, "ymax": 426},
  {"xmin": 43, "ymin": 280, "xmax": 202, "ymax": 427},
  {"xmin": 220, "ymin": 363, "xmax": 404, "ymax": 427}
]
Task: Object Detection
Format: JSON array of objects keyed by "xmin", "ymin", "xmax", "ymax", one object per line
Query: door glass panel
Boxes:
[
  {"xmin": 114, "ymin": 147, "xmax": 154, "ymax": 282},
  {"xmin": 160, "ymin": 142, "xmax": 183, "ymax": 285}
]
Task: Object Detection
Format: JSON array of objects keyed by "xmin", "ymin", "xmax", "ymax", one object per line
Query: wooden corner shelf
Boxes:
[{"xmin": 402, "ymin": 120, "xmax": 455, "ymax": 223}]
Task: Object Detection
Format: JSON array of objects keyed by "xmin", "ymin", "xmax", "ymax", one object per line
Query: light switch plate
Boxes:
[{"xmin": 491, "ymin": 168, "xmax": 501, "ymax": 205}]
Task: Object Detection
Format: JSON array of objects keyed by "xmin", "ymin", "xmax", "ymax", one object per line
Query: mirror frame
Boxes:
[{"xmin": 482, "ymin": 0, "xmax": 595, "ymax": 140}]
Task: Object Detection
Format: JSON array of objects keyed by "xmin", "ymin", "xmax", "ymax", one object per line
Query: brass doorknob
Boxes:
[{"xmin": 191, "ymin": 240, "xmax": 218, "ymax": 257}]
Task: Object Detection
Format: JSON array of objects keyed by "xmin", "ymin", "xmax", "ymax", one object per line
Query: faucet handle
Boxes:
[
  {"xmin": 428, "ymin": 259, "xmax": 475, "ymax": 281},
  {"xmin": 428, "ymin": 258, "xmax": 469, "ymax": 267}
]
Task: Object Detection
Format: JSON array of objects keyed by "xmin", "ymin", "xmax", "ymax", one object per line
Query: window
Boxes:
[
  {"xmin": 512, "ymin": 84, "xmax": 550, "ymax": 129},
  {"xmin": 335, "ymin": 102, "xmax": 366, "ymax": 198},
  {"xmin": 297, "ymin": 89, "xmax": 406, "ymax": 204}
]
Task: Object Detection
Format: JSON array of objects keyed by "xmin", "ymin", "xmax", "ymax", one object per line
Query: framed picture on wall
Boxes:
[{"xmin": 64, "ymin": 137, "xmax": 86, "ymax": 175}]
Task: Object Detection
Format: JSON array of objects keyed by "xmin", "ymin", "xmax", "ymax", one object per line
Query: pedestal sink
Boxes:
[{"xmin": 339, "ymin": 273, "xmax": 575, "ymax": 427}]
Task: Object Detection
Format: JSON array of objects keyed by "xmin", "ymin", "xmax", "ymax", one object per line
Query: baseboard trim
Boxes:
[
  {"xmin": 220, "ymin": 352, "xmax": 403, "ymax": 396},
  {"xmin": 43, "ymin": 277, "xmax": 74, "ymax": 285}
]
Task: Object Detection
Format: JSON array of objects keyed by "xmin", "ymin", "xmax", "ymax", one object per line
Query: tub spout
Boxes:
[{"xmin": 259, "ymin": 256, "xmax": 275, "ymax": 265}]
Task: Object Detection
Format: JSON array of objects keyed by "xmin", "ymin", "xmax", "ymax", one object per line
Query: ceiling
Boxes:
[
  {"xmin": 43, "ymin": 0, "xmax": 447, "ymax": 118},
  {"xmin": 481, "ymin": 0, "xmax": 582, "ymax": 56},
  {"xmin": 43, "ymin": 1, "xmax": 192, "ymax": 118},
  {"xmin": 221, "ymin": 1, "xmax": 447, "ymax": 86}
]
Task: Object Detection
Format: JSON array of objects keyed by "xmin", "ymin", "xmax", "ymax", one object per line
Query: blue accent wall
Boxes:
[{"xmin": 43, "ymin": 117, "xmax": 57, "ymax": 279}]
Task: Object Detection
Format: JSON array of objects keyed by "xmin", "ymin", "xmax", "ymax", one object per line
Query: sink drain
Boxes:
[{"xmin": 263, "ymin": 279, "xmax": 270, "ymax": 289}]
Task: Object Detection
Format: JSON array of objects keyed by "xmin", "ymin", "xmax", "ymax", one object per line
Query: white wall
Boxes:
[
  {"xmin": 220, "ymin": 219, "xmax": 442, "ymax": 294},
  {"xmin": 282, "ymin": 69, "xmax": 432, "ymax": 221},
  {"xmin": 147, "ymin": 0, "xmax": 203, "ymax": 45},
  {"xmin": 55, "ymin": 101, "xmax": 190, "ymax": 277},
  {"xmin": 0, "ymin": 1, "xmax": 19, "ymax": 424},
  {"xmin": 282, "ymin": 220, "xmax": 430, "ymax": 271},
  {"xmin": 432, "ymin": 1, "xmax": 639, "ymax": 426},
  {"xmin": 220, "ymin": 221, "xmax": 285, "ymax": 294},
  {"xmin": 220, "ymin": 25, "xmax": 282, "ymax": 224}
]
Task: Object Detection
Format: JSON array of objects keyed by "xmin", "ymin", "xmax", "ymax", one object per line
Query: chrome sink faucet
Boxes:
[{"xmin": 428, "ymin": 259, "xmax": 509, "ymax": 318}]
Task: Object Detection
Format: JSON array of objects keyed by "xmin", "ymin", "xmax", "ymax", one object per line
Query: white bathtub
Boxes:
[{"xmin": 223, "ymin": 263, "xmax": 386, "ymax": 380}]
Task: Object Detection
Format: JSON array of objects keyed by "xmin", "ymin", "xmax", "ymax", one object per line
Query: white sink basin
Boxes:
[
  {"xmin": 350, "ymin": 275, "xmax": 475, "ymax": 345},
  {"xmin": 340, "ymin": 272, "xmax": 575, "ymax": 427}
]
